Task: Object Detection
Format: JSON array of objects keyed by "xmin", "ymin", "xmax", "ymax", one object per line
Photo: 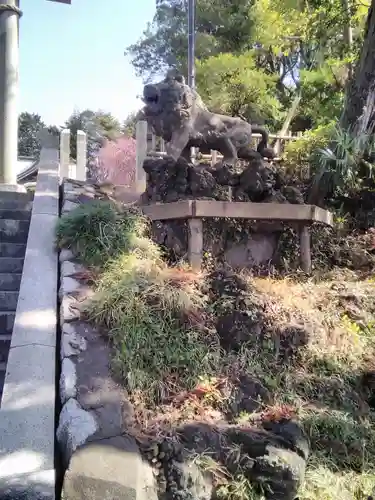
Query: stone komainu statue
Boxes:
[{"xmin": 141, "ymin": 70, "xmax": 275, "ymax": 165}]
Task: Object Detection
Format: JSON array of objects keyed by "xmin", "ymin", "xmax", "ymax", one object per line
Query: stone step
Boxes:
[
  {"xmin": 0, "ymin": 243, "xmax": 26, "ymax": 258},
  {"xmin": 0, "ymin": 291, "xmax": 19, "ymax": 312},
  {"xmin": 0, "ymin": 336, "xmax": 11, "ymax": 364},
  {"xmin": 0, "ymin": 220, "xmax": 30, "ymax": 244},
  {"xmin": 0, "ymin": 191, "xmax": 33, "ymax": 201},
  {"xmin": 0, "ymin": 199, "xmax": 33, "ymax": 211},
  {"xmin": 0, "ymin": 258, "xmax": 24, "ymax": 274},
  {"xmin": 0, "ymin": 209, "xmax": 31, "ymax": 221},
  {"xmin": 0, "ymin": 273, "xmax": 22, "ymax": 291},
  {"xmin": 0, "ymin": 312, "xmax": 15, "ymax": 335},
  {"xmin": 0, "ymin": 363, "xmax": 5, "ymax": 403}
]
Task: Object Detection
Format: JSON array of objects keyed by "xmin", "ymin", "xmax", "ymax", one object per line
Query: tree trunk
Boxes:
[{"xmin": 340, "ymin": 0, "xmax": 375, "ymax": 133}]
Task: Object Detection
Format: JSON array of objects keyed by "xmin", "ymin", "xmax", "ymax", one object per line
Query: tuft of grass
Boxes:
[
  {"xmin": 85, "ymin": 252, "xmax": 219, "ymax": 404},
  {"xmin": 191, "ymin": 452, "xmax": 265, "ymax": 500},
  {"xmin": 56, "ymin": 201, "xmax": 157, "ymax": 268},
  {"xmin": 299, "ymin": 459, "xmax": 375, "ymax": 499}
]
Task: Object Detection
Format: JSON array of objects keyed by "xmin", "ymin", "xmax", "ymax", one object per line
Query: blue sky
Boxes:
[{"xmin": 20, "ymin": 0, "xmax": 155, "ymax": 127}]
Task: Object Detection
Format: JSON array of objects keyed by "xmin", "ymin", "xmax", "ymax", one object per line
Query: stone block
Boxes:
[
  {"xmin": 61, "ymin": 323, "xmax": 87, "ymax": 360},
  {"xmin": 62, "ymin": 200, "xmax": 80, "ymax": 213},
  {"xmin": 57, "ymin": 399, "xmax": 98, "ymax": 465},
  {"xmin": 61, "ymin": 261, "xmax": 85, "ymax": 278},
  {"xmin": 60, "ymin": 295, "xmax": 81, "ymax": 323},
  {"xmin": 59, "ymin": 249, "xmax": 75, "ymax": 263},
  {"xmin": 62, "ymin": 435, "xmax": 158, "ymax": 500},
  {"xmin": 60, "ymin": 358, "xmax": 77, "ymax": 404},
  {"xmin": 59, "ymin": 277, "xmax": 81, "ymax": 300}
]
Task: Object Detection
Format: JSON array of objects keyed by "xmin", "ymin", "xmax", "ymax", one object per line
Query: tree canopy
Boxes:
[{"xmin": 126, "ymin": 0, "xmax": 369, "ymax": 129}]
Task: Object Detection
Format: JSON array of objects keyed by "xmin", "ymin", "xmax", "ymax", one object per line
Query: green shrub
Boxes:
[
  {"xmin": 56, "ymin": 201, "xmax": 159, "ymax": 268},
  {"xmin": 282, "ymin": 122, "xmax": 335, "ymax": 178}
]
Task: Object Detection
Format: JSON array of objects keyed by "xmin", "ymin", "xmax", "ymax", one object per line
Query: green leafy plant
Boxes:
[
  {"xmin": 315, "ymin": 125, "xmax": 375, "ymax": 191},
  {"xmin": 282, "ymin": 122, "xmax": 334, "ymax": 177}
]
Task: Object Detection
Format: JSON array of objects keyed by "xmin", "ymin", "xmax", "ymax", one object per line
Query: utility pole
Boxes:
[
  {"xmin": 187, "ymin": 0, "xmax": 195, "ymax": 89},
  {"xmin": 0, "ymin": 0, "xmax": 71, "ymax": 189}
]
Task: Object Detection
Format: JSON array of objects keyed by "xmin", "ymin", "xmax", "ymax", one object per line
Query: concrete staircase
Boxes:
[{"xmin": 0, "ymin": 191, "xmax": 33, "ymax": 401}]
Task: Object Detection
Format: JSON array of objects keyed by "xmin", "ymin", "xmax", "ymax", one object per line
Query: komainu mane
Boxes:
[{"xmin": 141, "ymin": 69, "xmax": 275, "ymax": 165}]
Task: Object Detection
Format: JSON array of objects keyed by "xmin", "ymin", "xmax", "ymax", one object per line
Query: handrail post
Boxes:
[
  {"xmin": 60, "ymin": 129, "xmax": 70, "ymax": 179},
  {"xmin": 76, "ymin": 130, "xmax": 87, "ymax": 181},
  {"xmin": 136, "ymin": 120, "xmax": 147, "ymax": 193}
]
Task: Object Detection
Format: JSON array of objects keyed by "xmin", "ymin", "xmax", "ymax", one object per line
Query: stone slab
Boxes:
[
  {"xmin": 57, "ymin": 398, "xmax": 98, "ymax": 465},
  {"xmin": 59, "ymin": 277, "xmax": 81, "ymax": 300},
  {"xmin": 60, "ymin": 249, "xmax": 75, "ymax": 263},
  {"xmin": 61, "ymin": 323, "xmax": 87, "ymax": 360},
  {"xmin": 62, "ymin": 435, "xmax": 158, "ymax": 500},
  {"xmin": 8, "ymin": 214, "xmax": 58, "ymax": 348},
  {"xmin": 0, "ymin": 344, "xmax": 56, "ymax": 495},
  {"xmin": 60, "ymin": 358, "xmax": 77, "ymax": 404},
  {"xmin": 32, "ymin": 151, "xmax": 59, "ymax": 216},
  {"xmin": 61, "ymin": 261, "xmax": 85, "ymax": 278}
]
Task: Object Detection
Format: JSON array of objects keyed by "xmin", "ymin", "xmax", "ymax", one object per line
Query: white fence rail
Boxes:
[{"xmin": 135, "ymin": 120, "xmax": 301, "ymax": 193}]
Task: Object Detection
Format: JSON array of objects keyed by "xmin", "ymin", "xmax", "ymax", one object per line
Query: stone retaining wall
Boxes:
[{"xmin": 57, "ymin": 179, "xmax": 157, "ymax": 500}]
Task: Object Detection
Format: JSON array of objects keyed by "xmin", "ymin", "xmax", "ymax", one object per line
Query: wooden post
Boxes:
[
  {"xmin": 76, "ymin": 130, "xmax": 87, "ymax": 181},
  {"xmin": 60, "ymin": 129, "xmax": 70, "ymax": 179},
  {"xmin": 299, "ymin": 225, "xmax": 312, "ymax": 273},
  {"xmin": 136, "ymin": 120, "xmax": 148, "ymax": 193},
  {"xmin": 188, "ymin": 218, "xmax": 203, "ymax": 271}
]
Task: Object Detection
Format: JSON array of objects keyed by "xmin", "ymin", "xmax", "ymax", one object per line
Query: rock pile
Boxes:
[
  {"xmin": 142, "ymin": 420, "xmax": 309, "ymax": 500},
  {"xmin": 141, "ymin": 155, "xmax": 304, "ymax": 205}
]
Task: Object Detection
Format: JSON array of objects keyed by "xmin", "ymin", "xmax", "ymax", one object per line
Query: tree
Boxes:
[
  {"xmin": 122, "ymin": 112, "xmax": 138, "ymax": 138},
  {"xmin": 127, "ymin": 0, "xmax": 367, "ymax": 131},
  {"xmin": 340, "ymin": 0, "xmax": 375, "ymax": 134},
  {"xmin": 196, "ymin": 51, "xmax": 282, "ymax": 127},
  {"xmin": 125, "ymin": 0, "xmax": 255, "ymax": 82},
  {"xmin": 97, "ymin": 136, "xmax": 136, "ymax": 185},
  {"xmin": 18, "ymin": 112, "xmax": 45, "ymax": 158},
  {"xmin": 65, "ymin": 110, "xmax": 122, "ymax": 181}
]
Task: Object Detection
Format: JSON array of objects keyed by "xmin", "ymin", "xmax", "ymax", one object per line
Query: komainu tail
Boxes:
[{"xmin": 252, "ymin": 126, "xmax": 275, "ymax": 159}]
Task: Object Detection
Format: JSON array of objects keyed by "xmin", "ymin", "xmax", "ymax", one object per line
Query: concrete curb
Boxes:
[
  {"xmin": 57, "ymin": 179, "xmax": 158, "ymax": 500},
  {"xmin": 0, "ymin": 147, "xmax": 60, "ymax": 499}
]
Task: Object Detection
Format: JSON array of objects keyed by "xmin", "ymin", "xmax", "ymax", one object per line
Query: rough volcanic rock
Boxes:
[
  {"xmin": 169, "ymin": 420, "xmax": 309, "ymax": 500},
  {"xmin": 142, "ymin": 156, "xmax": 303, "ymax": 205}
]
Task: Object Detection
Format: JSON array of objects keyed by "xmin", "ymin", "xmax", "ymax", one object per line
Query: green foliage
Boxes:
[
  {"xmin": 57, "ymin": 200, "xmax": 217, "ymax": 404},
  {"xmin": 18, "ymin": 112, "xmax": 46, "ymax": 158},
  {"xmin": 196, "ymin": 51, "xmax": 282, "ymax": 126},
  {"xmin": 282, "ymin": 123, "xmax": 334, "ymax": 176},
  {"xmin": 126, "ymin": 0, "xmax": 369, "ymax": 142},
  {"xmin": 315, "ymin": 126, "xmax": 375, "ymax": 191},
  {"xmin": 65, "ymin": 109, "xmax": 121, "ymax": 160},
  {"xmin": 298, "ymin": 61, "xmax": 346, "ymax": 127},
  {"xmin": 121, "ymin": 112, "xmax": 138, "ymax": 138},
  {"xmin": 55, "ymin": 201, "xmax": 155, "ymax": 268},
  {"xmin": 18, "ymin": 112, "xmax": 60, "ymax": 158}
]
